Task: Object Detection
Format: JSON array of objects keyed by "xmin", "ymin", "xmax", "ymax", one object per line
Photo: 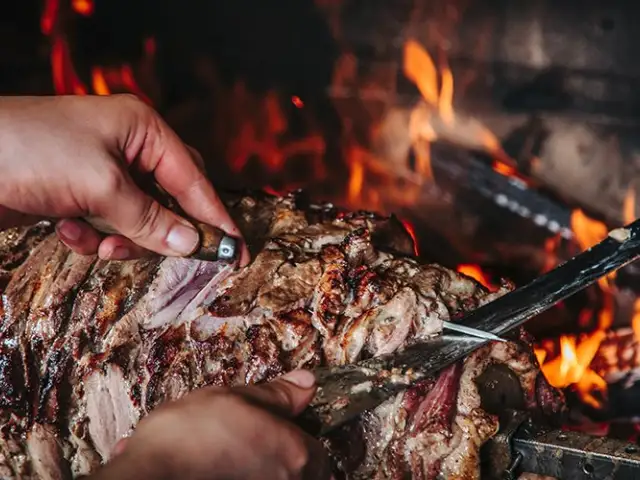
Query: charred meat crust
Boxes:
[{"xmin": 0, "ymin": 191, "xmax": 564, "ymax": 479}]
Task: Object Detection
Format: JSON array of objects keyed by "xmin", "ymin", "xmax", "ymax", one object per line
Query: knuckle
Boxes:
[
  {"xmin": 112, "ymin": 94, "xmax": 154, "ymax": 126},
  {"xmin": 114, "ymin": 93, "xmax": 145, "ymax": 108},
  {"xmin": 97, "ymin": 164, "xmax": 127, "ymax": 200},
  {"xmin": 186, "ymin": 144, "xmax": 205, "ymax": 170}
]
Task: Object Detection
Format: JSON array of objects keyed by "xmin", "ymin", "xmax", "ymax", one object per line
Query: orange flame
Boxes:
[
  {"xmin": 570, "ymin": 209, "xmax": 609, "ymax": 252},
  {"xmin": 541, "ymin": 332, "xmax": 607, "ymax": 408},
  {"xmin": 625, "ymin": 184, "xmax": 640, "ymax": 345},
  {"xmin": 632, "ymin": 299, "xmax": 640, "ymax": 343},
  {"xmin": 492, "ymin": 160, "xmax": 518, "ymax": 177},
  {"xmin": 623, "ymin": 186, "xmax": 636, "ymax": 225},
  {"xmin": 347, "ymin": 145, "xmax": 365, "ymax": 204},
  {"xmin": 534, "ymin": 347, "xmax": 547, "ymax": 366},
  {"xmin": 403, "ymin": 39, "xmax": 514, "ymax": 182},
  {"xmin": 537, "ymin": 205, "xmax": 632, "ymax": 409},
  {"xmin": 400, "ymin": 219, "xmax": 420, "ymax": 256},
  {"xmin": 570, "ymin": 209, "xmax": 615, "ymax": 292},
  {"xmin": 542, "ymin": 235, "xmax": 561, "ymax": 273},
  {"xmin": 71, "ymin": 0, "xmax": 94, "ymax": 16},
  {"xmin": 91, "ymin": 67, "xmax": 110, "ymax": 95},
  {"xmin": 457, "ymin": 264, "xmax": 493, "ymax": 290},
  {"xmin": 403, "ymin": 39, "xmax": 439, "ymax": 106},
  {"xmin": 438, "ymin": 63, "xmax": 454, "ymax": 125}
]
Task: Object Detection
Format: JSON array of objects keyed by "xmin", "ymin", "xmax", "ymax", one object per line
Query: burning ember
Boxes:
[{"xmin": 38, "ymin": 0, "xmax": 639, "ymax": 429}]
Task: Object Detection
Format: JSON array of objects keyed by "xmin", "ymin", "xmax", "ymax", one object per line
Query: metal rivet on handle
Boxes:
[{"xmin": 218, "ymin": 236, "xmax": 237, "ymax": 261}]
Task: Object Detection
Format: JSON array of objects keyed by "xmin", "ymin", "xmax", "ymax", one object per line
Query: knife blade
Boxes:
[{"xmin": 299, "ymin": 218, "xmax": 640, "ymax": 436}]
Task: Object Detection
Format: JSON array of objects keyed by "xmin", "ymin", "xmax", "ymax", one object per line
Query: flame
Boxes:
[
  {"xmin": 570, "ymin": 209, "xmax": 616, "ymax": 292},
  {"xmin": 403, "ymin": 39, "xmax": 513, "ymax": 181},
  {"xmin": 120, "ymin": 65, "xmax": 152, "ymax": 104},
  {"xmin": 541, "ymin": 331, "xmax": 607, "ymax": 408},
  {"xmin": 577, "ymin": 369, "xmax": 608, "ymax": 410},
  {"xmin": 91, "ymin": 67, "xmax": 110, "ymax": 95},
  {"xmin": 537, "ymin": 206, "xmax": 627, "ymax": 409},
  {"xmin": 624, "ymin": 185, "xmax": 636, "ymax": 224},
  {"xmin": 408, "ymin": 105, "xmax": 436, "ymax": 180},
  {"xmin": 71, "ymin": 0, "xmax": 94, "ymax": 16},
  {"xmin": 291, "ymin": 96, "xmax": 304, "ymax": 108},
  {"xmin": 403, "ymin": 39, "xmax": 439, "ymax": 106},
  {"xmin": 51, "ymin": 37, "xmax": 87, "ymax": 95},
  {"xmin": 627, "ymin": 187, "xmax": 640, "ymax": 343},
  {"xmin": 438, "ymin": 63, "xmax": 454, "ymax": 125},
  {"xmin": 493, "ymin": 160, "xmax": 518, "ymax": 177},
  {"xmin": 41, "ymin": 0, "xmax": 59, "ymax": 35},
  {"xmin": 347, "ymin": 145, "xmax": 365, "ymax": 204},
  {"xmin": 400, "ymin": 219, "xmax": 420, "ymax": 256},
  {"xmin": 42, "ymin": 0, "xmax": 154, "ymax": 104},
  {"xmin": 632, "ymin": 299, "xmax": 640, "ymax": 343},
  {"xmin": 570, "ymin": 209, "xmax": 609, "ymax": 252},
  {"xmin": 457, "ymin": 264, "xmax": 493, "ymax": 290},
  {"xmin": 542, "ymin": 235, "xmax": 561, "ymax": 273},
  {"xmin": 534, "ymin": 348, "xmax": 547, "ymax": 366}
]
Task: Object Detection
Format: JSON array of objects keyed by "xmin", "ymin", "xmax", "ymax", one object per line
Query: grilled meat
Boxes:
[{"xmin": 0, "ymin": 191, "xmax": 564, "ymax": 479}]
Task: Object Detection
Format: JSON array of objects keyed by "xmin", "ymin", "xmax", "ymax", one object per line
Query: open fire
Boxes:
[{"xmin": 39, "ymin": 0, "xmax": 639, "ymax": 442}]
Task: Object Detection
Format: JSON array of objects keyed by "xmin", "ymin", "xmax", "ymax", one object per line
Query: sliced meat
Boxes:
[{"xmin": 0, "ymin": 191, "xmax": 564, "ymax": 479}]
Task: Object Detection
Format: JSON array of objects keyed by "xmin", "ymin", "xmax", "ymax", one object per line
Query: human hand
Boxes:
[
  {"xmin": 0, "ymin": 95, "xmax": 248, "ymax": 264},
  {"xmin": 92, "ymin": 370, "xmax": 333, "ymax": 480}
]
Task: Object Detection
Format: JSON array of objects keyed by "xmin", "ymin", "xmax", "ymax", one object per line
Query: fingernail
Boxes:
[
  {"xmin": 280, "ymin": 370, "xmax": 316, "ymax": 389},
  {"xmin": 106, "ymin": 246, "xmax": 130, "ymax": 260},
  {"xmin": 57, "ymin": 220, "xmax": 82, "ymax": 241},
  {"xmin": 166, "ymin": 223, "xmax": 199, "ymax": 256}
]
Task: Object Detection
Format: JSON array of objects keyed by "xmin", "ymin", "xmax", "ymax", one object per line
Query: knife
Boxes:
[
  {"xmin": 299, "ymin": 218, "xmax": 640, "ymax": 436},
  {"xmin": 78, "ymin": 178, "xmax": 239, "ymax": 262},
  {"xmin": 82, "ymin": 216, "xmax": 238, "ymax": 262}
]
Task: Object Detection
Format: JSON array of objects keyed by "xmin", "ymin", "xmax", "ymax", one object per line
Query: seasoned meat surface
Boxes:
[{"xmin": 0, "ymin": 191, "xmax": 563, "ymax": 479}]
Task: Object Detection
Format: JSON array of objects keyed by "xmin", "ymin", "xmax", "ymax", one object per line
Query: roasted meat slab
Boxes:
[{"xmin": 0, "ymin": 191, "xmax": 563, "ymax": 479}]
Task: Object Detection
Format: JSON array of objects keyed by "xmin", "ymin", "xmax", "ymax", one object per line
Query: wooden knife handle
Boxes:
[{"xmin": 82, "ymin": 216, "xmax": 237, "ymax": 262}]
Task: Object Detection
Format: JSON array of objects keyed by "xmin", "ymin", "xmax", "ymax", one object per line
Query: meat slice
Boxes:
[
  {"xmin": 84, "ymin": 365, "xmax": 140, "ymax": 461},
  {"xmin": 0, "ymin": 191, "xmax": 564, "ymax": 479},
  {"xmin": 26, "ymin": 424, "xmax": 70, "ymax": 480},
  {"xmin": 329, "ymin": 336, "xmax": 564, "ymax": 479}
]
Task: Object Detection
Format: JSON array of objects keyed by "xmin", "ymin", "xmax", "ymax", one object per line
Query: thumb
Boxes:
[
  {"xmin": 238, "ymin": 370, "xmax": 317, "ymax": 418},
  {"xmin": 96, "ymin": 170, "xmax": 200, "ymax": 257}
]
